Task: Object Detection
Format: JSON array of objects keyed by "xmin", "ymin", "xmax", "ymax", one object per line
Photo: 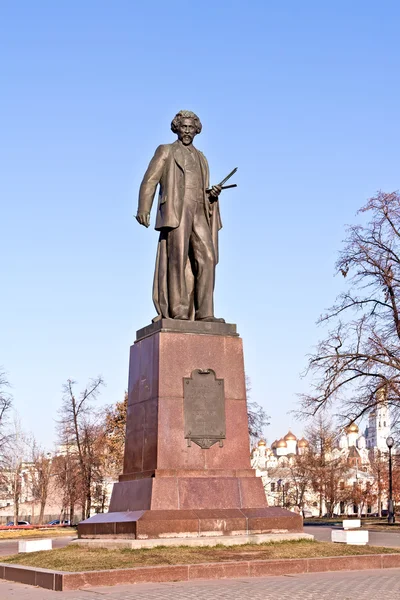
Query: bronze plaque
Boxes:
[{"xmin": 183, "ymin": 369, "xmax": 226, "ymax": 449}]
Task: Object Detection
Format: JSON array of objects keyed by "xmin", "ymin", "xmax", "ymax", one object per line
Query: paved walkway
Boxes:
[{"xmin": 1, "ymin": 568, "xmax": 400, "ymax": 599}]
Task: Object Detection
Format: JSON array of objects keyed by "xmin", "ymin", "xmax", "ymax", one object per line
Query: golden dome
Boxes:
[
  {"xmin": 298, "ymin": 438, "xmax": 309, "ymax": 447},
  {"xmin": 376, "ymin": 388, "xmax": 386, "ymax": 401},
  {"xmin": 277, "ymin": 438, "xmax": 287, "ymax": 448},
  {"xmin": 345, "ymin": 423, "xmax": 359, "ymax": 434},
  {"xmin": 258, "ymin": 439, "xmax": 266, "ymax": 447},
  {"xmin": 271, "ymin": 439, "xmax": 278, "ymax": 449},
  {"xmin": 284, "ymin": 430, "xmax": 297, "ymax": 441}
]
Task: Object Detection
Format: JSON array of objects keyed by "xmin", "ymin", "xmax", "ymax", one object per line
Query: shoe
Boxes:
[{"xmin": 197, "ymin": 316, "xmax": 225, "ymax": 323}]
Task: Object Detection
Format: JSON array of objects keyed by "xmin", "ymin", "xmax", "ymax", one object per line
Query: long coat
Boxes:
[{"xmin": 138, "ymin": 140, "xmax": 222, "ymax": 319}]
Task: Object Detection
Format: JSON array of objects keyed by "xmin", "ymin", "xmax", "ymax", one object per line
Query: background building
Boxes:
[{"xmin": 251, "ymin": 403, "xmax": 396, "ymax": 517}]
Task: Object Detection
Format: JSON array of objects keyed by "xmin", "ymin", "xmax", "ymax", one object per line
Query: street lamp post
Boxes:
[
  {"xmin": 386, "ymin": 436, "xmax": 395, "ymax": 524},
  {"xmin": 277, "ymin": 479, "xmax": 285, "ymax": 507}
]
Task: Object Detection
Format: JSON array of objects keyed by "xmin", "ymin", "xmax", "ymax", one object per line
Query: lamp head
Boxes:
[{"xmin": 386, "ymin": 436, "xmax": 394, "ymax": 449}]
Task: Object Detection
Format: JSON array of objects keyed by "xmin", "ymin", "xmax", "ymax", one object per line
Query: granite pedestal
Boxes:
[{"xmin": 78, "ymin": 320, "xmax": 302, "ymax": 539}]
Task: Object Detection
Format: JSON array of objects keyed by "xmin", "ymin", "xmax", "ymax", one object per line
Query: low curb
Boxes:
[{"xmin": 1, "ymin": 553, "xmax": 400, "ymax": 591}]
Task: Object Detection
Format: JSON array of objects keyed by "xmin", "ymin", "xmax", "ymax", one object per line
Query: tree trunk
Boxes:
[
  {"xmin": 39, "ymin": 498, "xmax": 46, "ymax": 524},
  {"xmin": 13, "ymin": 472, "xmax": 20, "ymax": 525},
  {"xmin": 86, "ymin": 489, "xmax": 91, "ymax": 519},
  {"xmin": 378, "ymin": 472, "xmax": 382, "ymax": 517}
]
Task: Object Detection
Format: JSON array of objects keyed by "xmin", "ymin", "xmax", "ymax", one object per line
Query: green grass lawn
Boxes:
[
  {"xmin": 0, "ymin": 527, "xmax": 76, "ymax": 541},
  {"xmin": 1, "ymin": 539, "xmax": 399, "ymax": 572}
]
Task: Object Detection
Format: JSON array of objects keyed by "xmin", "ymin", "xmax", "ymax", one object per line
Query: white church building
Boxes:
[{"xmin": 251, "ymin": 400, "xmax": 394, "ymax": 517}]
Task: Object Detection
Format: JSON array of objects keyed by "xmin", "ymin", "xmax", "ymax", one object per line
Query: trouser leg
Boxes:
[
  {"xmin": 190, "ymin": 202, "xmax": 216, "ymax": 320},
  {"xmin": 167, "ymin": 203, "xmax": 194, "ymax": 319}
]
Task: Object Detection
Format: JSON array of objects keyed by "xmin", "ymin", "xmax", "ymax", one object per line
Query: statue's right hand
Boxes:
[{"xmin": 136, "ymin": 211, "xmax": 150, "ymax": 228}]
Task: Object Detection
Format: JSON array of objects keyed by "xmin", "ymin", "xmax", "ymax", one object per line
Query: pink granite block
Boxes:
[
  {"xmin": 135, "ymin": 510, "xmax": 199, "ymax": 539},
  {"xmin": 150, "ymin": 478, "xmax": 180, "ymax": 510},
  {"xmin": 204, "ymin": 398, "xmax": 251, "ymax": 470},
  {"xmin": 157, "ymin": 396, "xmax": 206, "ymax": 470},
  {"xmin": 177, "ymin": 478, "xmax": 241, "ymax": 510},
  {"xmin": 128, "ymin": 335, "xmax": 160, "ymax": 406},
  {"xmin": 195, "ymin": 509, "xmax": 247, "ymax": 535},
  {"xmin": 249, "ymin": 558, "xmax": 307, "ymax": 577},
  {"xmin": 109, "ymin": 479, "xmax": 152, "ymax": 512},
  {"xmin": 158, "ymin": 333, "xmax": 246, "ymax": 400},
  {"xmin": 189, "ymin": 561, "xmax": 249, "ymax": 580},
  {"xmin": 238, "ymin": 477, "xmax": 268, "ymax": 508}
]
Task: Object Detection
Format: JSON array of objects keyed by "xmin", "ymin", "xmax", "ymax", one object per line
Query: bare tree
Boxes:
[
  {"xmin": 393, "ymin": 453, "xmax": 400, "ymax": 506},
  {"xmin": 342, "ymin": 479, "xmax": 377, "ymax": 518},
  {"xmin": 284, "ymin": 454, "xmax": 311, "ymax": 513},
  {"xmin": 368, "ymin": 449, "xmax": 386, "ymax": 517},
  {"xmin": 1, "ymin": 417, "xmax": 30, "ymax": 524},
  {"xmin": 28, "ymin": 442, "xmax": 52, "ymax": 524},
  {"xmin": 103, "ymin": 392, "xmax": 128, "ymax": 478},
  {"xmin": 0, "ymin": 369, "xmax": 12, "ymax": 458},
  {"xmin": 246, "ymin": 377, "xmax": 270, "ymax": 444},
  {"xmin": 303, "ymin": 415, "xmax": 349, "ymax": 517},
  {"xmin": 52, "ymin": 451, "xmax": 81, "ymax": 525},
  {"xmin": 57, "ymin": 377, "xmax": 105, "ymax": 520},
  {"xmin": 300, "ymin": 192, "xmax": 400, "ymax": 428}
]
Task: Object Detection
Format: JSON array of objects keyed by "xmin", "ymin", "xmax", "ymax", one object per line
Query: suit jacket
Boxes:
[{"xmin": 138, "ymin": 140, "xmax": 222, "ymax": 237}]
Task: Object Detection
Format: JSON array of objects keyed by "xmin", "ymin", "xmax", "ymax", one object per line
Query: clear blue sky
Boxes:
[{"xmin": 1, "ymin": 1, "xmax": 400, "ymax": 449}]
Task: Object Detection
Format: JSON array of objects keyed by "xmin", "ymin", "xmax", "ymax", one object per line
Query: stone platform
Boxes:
[
  {"xmin": 78, "ymin": 507, "xmax": 303, "ymax": 539},
  {"xmin": 78, "ymin": 321, "xmax": 301, "ymax": 540},
  {"xmin": 136, "ymin": 318, "xmax": 239, "ymax": 341},
  {"xmin": 74, "ymin": 531, "xmax": 313, "ymax": 549}
]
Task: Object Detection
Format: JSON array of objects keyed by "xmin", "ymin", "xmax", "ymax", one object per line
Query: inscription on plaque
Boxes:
[{"xmin": 183, "ymin": 369, "xmax": 226, "ymax": 449}]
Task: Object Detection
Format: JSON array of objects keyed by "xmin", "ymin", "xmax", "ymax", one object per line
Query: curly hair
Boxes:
[{"xmin": 171, "ymin": 110, "xmax": 202, "ymax": 135}]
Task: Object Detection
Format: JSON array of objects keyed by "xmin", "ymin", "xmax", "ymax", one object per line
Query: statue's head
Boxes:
[{"xmin": 171, "ymin": 110, "xmax": 202, "ymax": 146}]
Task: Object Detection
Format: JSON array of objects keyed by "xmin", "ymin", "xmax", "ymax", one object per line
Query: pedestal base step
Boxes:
[
  {"xmin": 74, "ymin": 531, "xmax": 313, "ymax": 550},
  {"xmin": 18, "ymin": 539, "xmax": 53, "ymax": 553},
  {"xmin": 78, "ymin": 508, "xmax": 303, "ymax": 540},
  {"xmin": 331, "ymin": 529, "xmax": 369, "ymax": 545}
]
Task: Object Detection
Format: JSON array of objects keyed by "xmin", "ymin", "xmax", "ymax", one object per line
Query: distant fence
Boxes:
[{"xmin": 0, "ymin": 514, "xmax": 73, "ymax": 525}]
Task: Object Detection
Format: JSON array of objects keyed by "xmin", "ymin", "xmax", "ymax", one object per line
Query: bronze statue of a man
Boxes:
[{"xmin": 136, "ymin": 110, "xmax": 224, "ymax": 322}]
